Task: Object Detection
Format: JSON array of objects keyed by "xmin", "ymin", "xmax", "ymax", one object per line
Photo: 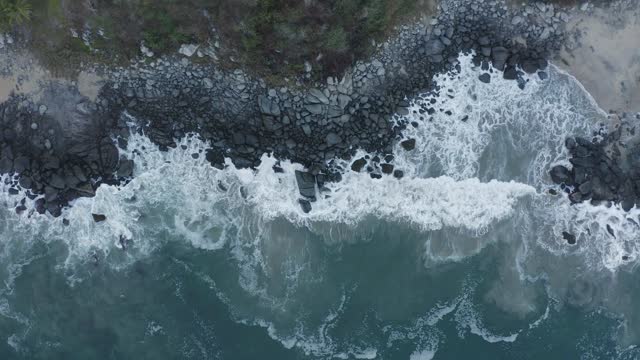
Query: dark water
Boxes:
[{"xmin": 1, "ymin": 55, "xmax": 640, "ymax": 359}]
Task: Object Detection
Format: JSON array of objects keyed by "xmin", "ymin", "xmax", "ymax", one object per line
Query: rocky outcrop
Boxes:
[
  {"xmin": 550, "ymin": 113, "xmax": 640, "ymax": 211},
  {"xmin": 0, "ymin": 0, "xmax": 571, "ymax": 215}
]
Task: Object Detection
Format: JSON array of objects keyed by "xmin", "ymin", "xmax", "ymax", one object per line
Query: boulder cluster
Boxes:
[
  {"xmin": 0, "ymin": 89, "xmax": 133, "ymax": 217},
  {"xmin": 0, "ymin": 0, "xmax": 571, "ymax": 215},
  {"xmin": 550, "ymin": 113, "xmax": 640, "ymax": 212}
]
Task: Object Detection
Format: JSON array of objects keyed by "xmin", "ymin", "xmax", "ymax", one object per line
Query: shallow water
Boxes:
[{"xmin": 1, "ymin": 54, "xmax": 640, "ymax": 359}]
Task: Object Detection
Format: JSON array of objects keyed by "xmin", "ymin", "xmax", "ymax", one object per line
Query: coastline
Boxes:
[{"xmin": 0, "ymin": 0, "xmax": 636, "ymax": 217}]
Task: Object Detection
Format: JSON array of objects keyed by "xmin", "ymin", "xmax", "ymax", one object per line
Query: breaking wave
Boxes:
[{"xmin": 1, "ymin": 53, "xmax": 639, "ymax": 358}]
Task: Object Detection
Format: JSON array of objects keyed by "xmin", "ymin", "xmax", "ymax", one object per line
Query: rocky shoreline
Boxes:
[
  {"xmin": 0, "ymin": 0, "xmax": 602, "ymax": 216},
  {"xmin": 551, "ymin": 112, "xmax": 640, "ymax": 212}
]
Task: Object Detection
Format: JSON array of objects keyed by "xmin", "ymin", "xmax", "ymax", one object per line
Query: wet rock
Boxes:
[
  {"xmin": 351, "ymin": 158, "xmax": 367, "ymax": 172},
  {"xmin": 606, "ymin": 224, "xmax": 615, "ymax": 238},
  {"xmin": 491, "ymin": 47, "xmax": 509, "ymax": 70},
  {"xmin": 562, "ymin": 231, "xmax": 576, "ymax": 245},
  {"xmin": 381, "ymin": 163, "xmax": 394, "ymax": 174},
  {"xmin": 425, "ymin": 39, "xmax": 445, "ymax": 56},
  {"xmin": 92, "ymin": 213, "xmax": 107, "ymax": 222},
  {"xmin": 295, "ymin": 170, "xmax": 316, "ymax": 200},
  {"xmin": 258, "ymin": 95, "xmax": 281, "ymax": 116},
  {"xmin": 550, "ymin": 165, "xmax": 572, "ymax": 184},
  {"xmin": 117, "ymin": 159, "xmax": 134, "ymax": 178},
  {"xmin": 298, "ymin": 199, "xmax": 312, "ymax": 213},
  {"xmin": 393, "ymin": 170, "xmax": 404, "ymax": 179},
  {"xmin": 478, "ymin": 73, "xmax": 491, "ymax": 83},
  {"xmin": 400, "ymin": 139, "xmax": 416, "ymax": 151},
  {"xmin": 307, "ymin": 88, "xmax": 329, "ymax": 104},
  {"xmin": 326, "ymin": 133, "xmax": 342, "ymax": 146}
]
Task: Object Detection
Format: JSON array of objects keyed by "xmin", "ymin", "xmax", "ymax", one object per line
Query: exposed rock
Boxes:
[
  {"xmin": 258, "ymin": 95, "xmax": 281, "ymax": 116},
  {"xmin": 478, "ymin": 73, "xmax": 491, "ymax": 83},
  {"xmin": 92, "ymin": 213, "xmax": 107, "ymax": 222},
  {"xmin": 299, "ymin": 199, "xmax": 312, "ymax": 213},
  {"xmin": 351, "ymin": 158, "xmax": 367, "ymax": 172},
  {"xmin": 295, "ymin": 170, "xmax": 316, "ymax": 200},
  {"xmin": 400, "ymin": 139, "xmax": 416, "ymax": 151},
  {"xmin": 425, "ymin": 39, "xmax": 445, "ymax": 56},
  {"xmin": 562, "ymin": 231, "xmax": 576, "ymax": 245},
  {"xmin": 550, "ymin": 165, "xmax": 572, "ymax": 184}
]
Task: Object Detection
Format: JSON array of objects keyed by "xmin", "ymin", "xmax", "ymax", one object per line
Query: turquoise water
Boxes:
[{"xmin": 1, "ymin": 55, "xmax": 640, "ymax": 359}]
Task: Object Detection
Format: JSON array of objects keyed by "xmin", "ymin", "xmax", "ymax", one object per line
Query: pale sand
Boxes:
[
  {"xmin": 0, "ymin": 51, "xmax": 103, "ymax": 104},
  {"xmin": 558, "ymin": 3, "xmax": 640, "ymax": 113},
  {"xmin": 77, "ymin": 70, "xmax": 103, "ymax": 102}
]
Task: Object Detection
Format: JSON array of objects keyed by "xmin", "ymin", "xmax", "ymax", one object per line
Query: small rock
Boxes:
[
  {"xmin": 400, "ymin": 139, "xmax": 416, "ymax": 151},
  {"xmin": 92, "ymin": 213, "xmax": 107, "ymax": 223},
  {"xmin": 351, "ymin": 158, "xmax": 367, "ymax": 172},
  {"xmin": 478, "ymin": 73, "xmax": 491, "ymax": 83},
  {"xmin": 326, "ymin": 133, "xmax": 342, "ymax": 146},
  {"xmin": 299, "ymin": 199, "xmax": 312, "ymax": 213},
  {"xmin": 562, "ymin": 231, "xmax": 576, "ymax": 245}
]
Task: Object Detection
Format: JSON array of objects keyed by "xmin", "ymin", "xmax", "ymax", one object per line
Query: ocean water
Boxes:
[{"xmin": 1, "ymin": 54, "xmax": 640, "ymax": 359}]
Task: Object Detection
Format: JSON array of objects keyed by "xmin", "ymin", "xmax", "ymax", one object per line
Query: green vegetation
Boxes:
[
  {"xmin": 139, "ymin": 0, "xmax": 193, "ymax": 52},
  {"xmin": 4, "ymin": 0, "xmax": 434, "ymax": 80},
  {"xmin": 228, "ymin": 0, "xmax": 432, "ymax": 77},
  {"xmin": 325, "ymin": 27, "xmax": 349, "ymax": 53},
  {"xmin": 0, "ymin": 0, "xmax": 32, "ymax": 29}
]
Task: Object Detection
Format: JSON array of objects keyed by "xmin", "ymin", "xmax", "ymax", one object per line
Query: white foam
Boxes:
[
  {"xmin": 0, "ymin": 127, "xmax": 531, "ymax": 270},
  {"xmin": 454, "ymin": 287, "xmax": 520, "ymax": 343},
  {"xmin": 395, "ymin": 54, "xmax": 602, "ymax": 187},
  {"xmin": 409, "ymin": 349, "xmax": 437, "ymax": 360}
]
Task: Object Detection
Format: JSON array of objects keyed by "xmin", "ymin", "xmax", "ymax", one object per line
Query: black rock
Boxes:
[
  {"xmin": 43, "ymin": 156, "xmax": 60, "ymax": 170},
  {"xmin": 393, "ymin": 170, "xmax": 404, "ymax": 179},
  {"xmin": 491, "ymin": 47, "xmax": 509, "ymax": 70},
  {"xmin": 478, "ymin": 73, "xmax": 491, "ymax": 83},
  {"xmin": 621, "ymin": 199, "xmax": 635, "ymax": 212},
  {"xmin": 400, "ymin": 139, "xmax": 416, "ymax": 151},
  {"xmin": 549, "ymin": 165, "xmax": 572, "ymax": 184},
  {"xmin": 381, "ymin": 163, "xmax": 394, "ymax": 174},
  {"xmin": 351, "ymin": 158, "xmax": 367, "ymax": 172},
  {"xmin": 521, "ymin": 59, "xmax": 539, "ymax": 74},
  {"xmin": 117, "ymin": 159, "xmax": 134, "ymax": 178},
  {"xmin": 503, "ymin": 66, "xmax": 518, "ymax": 80},
  {"xmin": 92, "ymin": 213, "xmax": 107, "ymax": 222},
  {"xmin": 13, "ymin": 156, "xmax": 30, "ymax": 173},
  {"xmin": 205, "ymin": 149, "xmax": 225, "ymax": 169},
  {"xmin": 298, "ymin": 199, "xmax": 312, "ymax": 213},
  {"xmin": 606, "ymin": 224, "xmax": 616, "ymax": 238},
  {"xmin": 295, "ymin": 170, "xmax": 316, "ymax": 200},
  {"xmin": 578, "ymin": 180, "xmax": 593, "ymax": 195},
  {"xmin": 562, "ymin": 231, "xmax": 576, "ymax": 245},
  {"xmin": 35, "ymin": 198, "xmax": 46, "ymax": 214}
]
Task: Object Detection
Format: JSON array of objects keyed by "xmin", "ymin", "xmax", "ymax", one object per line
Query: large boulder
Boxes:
[
  {"xmin": 550, "ymin": 165, "xmax": 573, "ymax": 184},
  {"xmin": 491, "ymin": 47, "xmax": 509, "ymax": 70},
  {"xmin": 425, "ymin": 39, "xmax": 445, "ymax": 56},
  {"xmin": 258, "ymin": 95, "xmax": 281, "ymax": 116},
  {"xmin": 295, "ymin": 170, "xmax": 316, "ymax": 200}
]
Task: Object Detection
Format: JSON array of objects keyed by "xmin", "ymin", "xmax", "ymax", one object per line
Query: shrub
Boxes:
[
  {"xmin": 0, "ymin": 0, "xmax": 32, "ymax": 29},
  {"xmin": 324, "ymin": 26, "xmax": 348, "ymax": 53}
]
